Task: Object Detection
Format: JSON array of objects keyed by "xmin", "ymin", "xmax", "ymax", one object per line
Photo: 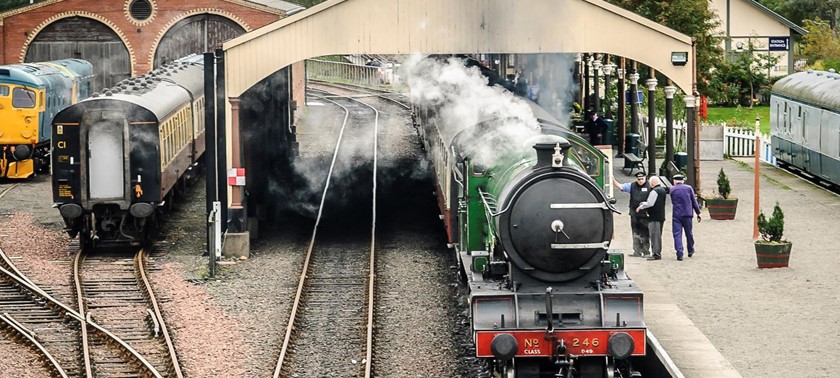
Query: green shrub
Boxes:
[
  {"xmin": 757, "ymin": 202, "xmax": 785, "ymax": 243},
  {"xmin": 716, "ymin": 168, "xmax": 731, "ymax": 199}
]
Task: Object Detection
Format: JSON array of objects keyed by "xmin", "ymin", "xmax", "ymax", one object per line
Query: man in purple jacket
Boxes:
[{"xmin": 669, "ymin": 174, "xmax": 702, "ymax": 260}]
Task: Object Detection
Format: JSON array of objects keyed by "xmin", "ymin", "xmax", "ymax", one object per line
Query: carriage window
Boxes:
[
  {"xmin": 0, "ymin": 86, "xmax": 8, "ymax": 96},
  {"xmin": 12, "ymin": 87, "xmax": 36, "ymax": 108},
  {"xmin": 802, "ymin": 111, "xmax": 806, "ymax": 138}
]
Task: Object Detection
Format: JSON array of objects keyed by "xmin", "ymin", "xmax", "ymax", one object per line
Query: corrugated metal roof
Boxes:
[
  {"xmin": 245, "ymin": 0, "xmax": 305, "ymax": 14},
  {"xmin": 773, "ymin": 71, "xmax": 840, "ymax": 110}
]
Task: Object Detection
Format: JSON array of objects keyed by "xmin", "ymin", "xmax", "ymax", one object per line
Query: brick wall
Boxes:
[{"xmin": 0, "ymin": 0, "xmax": 283, "ymax": 75}]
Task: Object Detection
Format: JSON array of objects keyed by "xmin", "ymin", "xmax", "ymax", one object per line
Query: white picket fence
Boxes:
[
  {"xmin": 638, "ymin": 116, "xmax": 776, "ymax": 165},
  {"xmin": 723, "ymin": 126, "xmax": 776, "ymax": 165},
  {"xmin": 638, "ymin": 116, "xmax": 688, "ymax": 152}
]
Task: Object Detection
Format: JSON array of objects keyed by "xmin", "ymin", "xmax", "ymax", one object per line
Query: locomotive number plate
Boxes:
[{"xmin": 475, "ymin": 329, "xmax": 646, "ymax": 357}]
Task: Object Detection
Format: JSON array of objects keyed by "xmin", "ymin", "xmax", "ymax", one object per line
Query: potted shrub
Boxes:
[
  {"xmin": 706, "ymin": 168, "xmax": 738, "ymax": 220},
  {"xmin": 755, "ymin": 202, "xmax": 792, "ymax": 268}
]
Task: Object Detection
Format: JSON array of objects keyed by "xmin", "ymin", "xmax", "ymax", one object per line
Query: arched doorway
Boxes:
[
  {"xmin": 154, "ymin": 14, "xmax": 245, "ymax": 67},
  {"xmin": 24, "ymin": 16, "xmax": 131, "ymax": 93}
]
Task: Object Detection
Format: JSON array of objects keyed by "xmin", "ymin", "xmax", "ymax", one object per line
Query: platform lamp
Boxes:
[{"xmin": 602, "ymin": 63, "xmax": 616, "ymax": 119}]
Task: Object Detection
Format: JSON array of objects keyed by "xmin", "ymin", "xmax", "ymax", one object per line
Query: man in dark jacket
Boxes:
[
  {"xmin": 586, "ymin": 111, "xmax": 608, "ymax": 145},
  {"xmin": 612, "ymin": 172, "xmax": 651, "ymax": 257},
  {"xmin": 636, "ymin": 176, "xmax": 667, "ymax": 260},
  {"xmin": 669, "ymin": 174, "xmax": 702, "ymax": 260}
]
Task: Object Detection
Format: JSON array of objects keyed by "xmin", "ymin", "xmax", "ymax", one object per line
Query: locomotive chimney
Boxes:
[{"xmin": 533, "ymin": 136, "xmax": 571, "ymax": 169}]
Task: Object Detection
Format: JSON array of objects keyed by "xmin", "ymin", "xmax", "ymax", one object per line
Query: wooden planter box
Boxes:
[
  {"xmin": 706, "ymin": 198, "xmax": 738, "ymax": 220},
  {"xmin": 754, "ymin": 241, "xmax": 792, "ymax": 268}
]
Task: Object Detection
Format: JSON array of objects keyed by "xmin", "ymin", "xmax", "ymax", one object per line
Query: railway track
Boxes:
[
  {"xmin": 0, "ymin": 242, "xmax": 182, "ymax": 377},
  {"xmin": 0, "ymin": 182, "xmax": 20, "ymax": 201},
  {"xmin": 308, "ymin": 79, "xmax": 411, "ymax": 110},
  {"xmin": 0, "ymin": 247, "xmax": 82, "ymax": 377},
  {"xmin": 73, "ymin": 247, "xmax": 182, "ymax": 377},
  {"xmin": 274, "ymin": 87, "xmax": 379, "ymax": 377}
]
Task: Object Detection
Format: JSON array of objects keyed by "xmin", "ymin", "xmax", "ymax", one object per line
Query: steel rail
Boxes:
[
  {"xmin": 72, "ymin": 251, "xmax": 94, "ymax": 378},
  {"xmin": 0, "ymin": 182, "xmax": 20, "ymax": 199},
  {"xmin": 136, "ymin": 248, "xmax": 184, "ymax": 378},
  {"xmin": 273, "ymin": 91, "xmax": 352, "ymax": 378},
  {"xmin": 73, "ymin": 250, "xmax": 165, "ymax": 378},
  {"xmin": 309, "ymin": 79, "xmax": 411, "ymax": 109},
  {"xmin": 274, "ymin": 87, "xmax": 380, "ymax": 378},
  {"xmin": 0, "ymin": 313, "xmax": 70, "ymax": 378}
]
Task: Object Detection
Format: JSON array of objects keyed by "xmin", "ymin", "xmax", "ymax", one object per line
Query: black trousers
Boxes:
[{"xmin": 630, "ymin": 216, "xmax": 651, "ymax": 256}]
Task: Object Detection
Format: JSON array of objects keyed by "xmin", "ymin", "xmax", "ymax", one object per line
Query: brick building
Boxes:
[{"xmin": 0, "ymin": 0, "xmax": 303, "ymax": 90}]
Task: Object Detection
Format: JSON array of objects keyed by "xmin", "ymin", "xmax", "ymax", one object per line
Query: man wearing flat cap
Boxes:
[
  {"xmin": 669, "ymin": 174, "xmax": 702, "ymax": 260},
  {"xmin": 611, "ymin": 172, "xmax": 651, "ymax": 257}
]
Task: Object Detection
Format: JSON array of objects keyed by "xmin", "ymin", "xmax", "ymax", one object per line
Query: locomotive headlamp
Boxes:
[
  {"xmin": 24, "ymin": 116, "xmax": 32, "ymax": 124},
  {"xmin": 130, "ymin": 203, "xmax": 154, "ymax": 218},
  {"xmin": 490, "ymin": 333, "xmax": 518, "ymax": 360},
  {"xmin": 552, "ymin": 143, "xmax": 565, "ymax": 168},
  {"xmin": 13, "ymin": 145, "xmax": 30, "ymax": 160},
  {"xmin": 607, "ymin": 332, "xmax": 635, "ymax": 359},
  {"xmin": 59, "ymin": 204, "xmax": 83, "ymax": 219}
]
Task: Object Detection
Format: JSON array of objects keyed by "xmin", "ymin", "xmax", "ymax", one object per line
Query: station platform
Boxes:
[{"xmin": 610, "ymin": 155, "xmax": 839, "ymax": 378}]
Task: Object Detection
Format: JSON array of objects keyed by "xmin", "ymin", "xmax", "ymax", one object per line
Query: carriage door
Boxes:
[{"xmin": 87, "ymin": 113, "xmax": 127, "ymax": 199}]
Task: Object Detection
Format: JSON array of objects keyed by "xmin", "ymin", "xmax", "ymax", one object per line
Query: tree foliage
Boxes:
[
  {"xmin": 707, "ymin": 41, "xmax": 779, "ymax": 106},
  {"xmin": 800, "ymin": 18, "xmax": 840, "ymax": 71},
  {"xmin": 606, "ymin": 0, "xmax": 724, "ymax": 95},
  {"xmin": 757, "ymin": 0, "xmax": 840, "ymax": 30},
  {"xmin": 716, "ymin": 168, "xmax": 731, "ymax": 199},
  {"xmin": 757, "ymin": 202, "xmax": 785, "ymax": 243}
]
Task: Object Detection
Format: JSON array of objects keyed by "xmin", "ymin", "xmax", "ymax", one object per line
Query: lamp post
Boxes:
[
  {"xmin": 753, "ymin": 115, "xmax": 761, "ymax": 240},
  {"xmin": 628, "ymin": 71, "xmax": 640, "ymax": 134},
  {"xmin": 664, "ymin": 85, "xmax": 677, "ymax": 177},
  {"xmin": 593, "ymin": 57, "xmax": 602, "ymax": 115},
  {"xmin": 646, "ymin": 77, "xmax": 657, "ymax": 175},
  {"xmin": 603, "ymin": 63, "xmax": 616, "ymax": 119},
  {"xmin": 617, "ymin": 65, "xmax": 626, "ymax": 156}
]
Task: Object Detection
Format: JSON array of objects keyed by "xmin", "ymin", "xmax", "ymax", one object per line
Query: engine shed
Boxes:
[{"xmin": 0, "ymin": 0, "xmax": 303, "ymax": 92}]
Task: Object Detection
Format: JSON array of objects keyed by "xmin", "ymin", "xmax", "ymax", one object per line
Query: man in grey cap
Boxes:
[
  {"xmin": 669, "ymin": 174, "xmax": 702, "ymax": 260},
  {"xmin": 612, "ymin": 172, "xmax": 651, "ymax": 257}
]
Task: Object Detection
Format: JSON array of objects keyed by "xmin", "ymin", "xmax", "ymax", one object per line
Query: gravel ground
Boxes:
[
  {"xmin": 0, "ymin": 85, "xmax": 472, "ymax": 378},
  {"xmin": 0, "ymin": 178, "xmax": 71, "ymax": 378}
]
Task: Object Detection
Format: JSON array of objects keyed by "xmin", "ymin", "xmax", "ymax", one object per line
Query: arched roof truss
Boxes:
[{"xmin": 223, "ymin": 0, "xmax": 695, "ymax": 96}]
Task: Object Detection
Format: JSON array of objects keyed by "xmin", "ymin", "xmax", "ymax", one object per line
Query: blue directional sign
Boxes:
[{"xmin": 625, "ymin": 90, "xmax": 643, "ymax": 104}]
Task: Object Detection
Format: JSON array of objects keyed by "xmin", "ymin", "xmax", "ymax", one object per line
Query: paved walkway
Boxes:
[{"xmin": 610, "ymin": 155, "xmax": 840, "ymax": 378}]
